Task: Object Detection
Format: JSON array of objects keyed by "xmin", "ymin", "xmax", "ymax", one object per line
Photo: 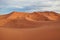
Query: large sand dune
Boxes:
[{"xmin": 0, "ymin": 11, "xmax": 60, "ymax": 40}]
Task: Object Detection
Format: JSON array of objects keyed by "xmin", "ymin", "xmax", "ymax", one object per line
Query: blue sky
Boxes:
[{"xmin": 0, "ymin": 0, "xmax": 60, "ymax": 14}]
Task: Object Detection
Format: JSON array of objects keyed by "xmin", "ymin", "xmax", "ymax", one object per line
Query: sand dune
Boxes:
[{"xmin": 0, "ymin": 11, "xmax": 60, "ymax": 40}]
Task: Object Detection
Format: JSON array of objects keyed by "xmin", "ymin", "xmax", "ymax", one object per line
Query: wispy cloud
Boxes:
[{"xmin": 0, "ymin": 0, "xmax": 60, "ymax": 14}]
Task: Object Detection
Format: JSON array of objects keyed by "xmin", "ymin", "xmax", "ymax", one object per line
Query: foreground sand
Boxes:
[{"xmin": 0, "ymin": 27, "xmax": 60, "ymax": 40}]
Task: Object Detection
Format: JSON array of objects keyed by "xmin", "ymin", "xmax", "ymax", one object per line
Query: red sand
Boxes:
[{"xmin": 0, "ymin": 11, "xmax": 60, "ymax": 40}]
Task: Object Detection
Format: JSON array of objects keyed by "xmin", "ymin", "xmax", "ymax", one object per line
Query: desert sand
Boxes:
[{"xmin": 0, "ymin": 11, "xmax": 60, "ymax": 40}]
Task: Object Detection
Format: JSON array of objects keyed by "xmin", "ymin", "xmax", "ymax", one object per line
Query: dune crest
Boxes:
[{"xmin": 7, "ymin": 12, "xmax": 29, "ymax": 20}]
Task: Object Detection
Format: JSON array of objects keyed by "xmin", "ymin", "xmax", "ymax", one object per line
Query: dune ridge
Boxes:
[{"xmin": 0, "ymin": 11, "xmax": 60, "ymax": 28}]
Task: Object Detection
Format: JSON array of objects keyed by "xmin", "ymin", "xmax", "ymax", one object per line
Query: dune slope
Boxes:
[{"xmin": 0, "ymin": 11, "xmax": 60, "ymax": 40}]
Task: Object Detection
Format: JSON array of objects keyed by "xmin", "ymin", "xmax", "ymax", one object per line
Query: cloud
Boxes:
[{"xmin": 0, "ymin": 0, "xmax": 60, "ymax": 14}]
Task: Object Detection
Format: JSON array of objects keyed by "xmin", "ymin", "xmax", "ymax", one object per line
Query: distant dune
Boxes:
[{"xmin": 0, "ymin": 11, "xmax": 60, "ymax": 40}]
